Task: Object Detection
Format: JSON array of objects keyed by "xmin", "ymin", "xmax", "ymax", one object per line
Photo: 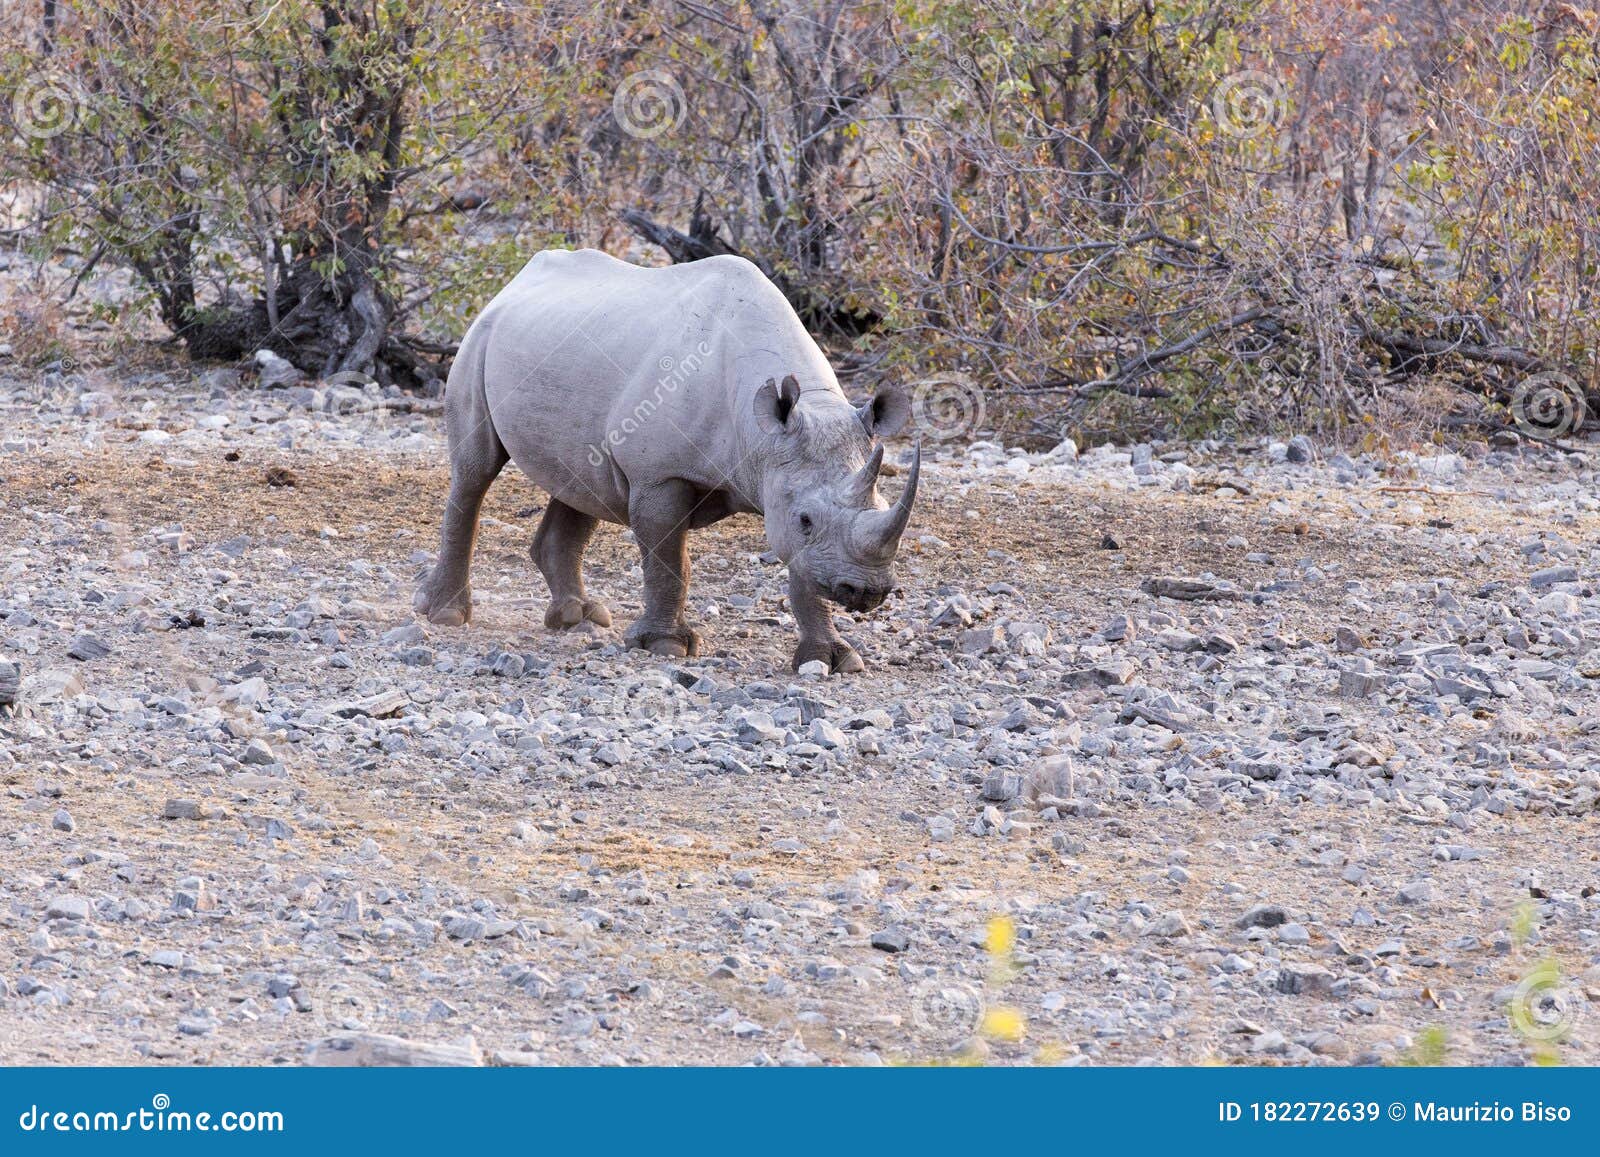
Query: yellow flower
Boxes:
[
  {"xmin": 981, "ymin": 1006, "xmax": 1025, "ymax": 1042},
  {"xmin": 986, "ymin": 915, "xmax": 1016, "ymax": 958}
]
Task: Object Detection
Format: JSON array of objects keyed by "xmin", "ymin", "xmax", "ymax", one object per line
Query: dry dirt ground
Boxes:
[{"xmin": 1, "ymin": 378, "xmax": 1599, "ymax": 1067}]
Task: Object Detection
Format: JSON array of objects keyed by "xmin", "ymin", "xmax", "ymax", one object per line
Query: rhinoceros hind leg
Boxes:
[
  {"xmin": 544, "ymin": 598, "xmax": 613, "ymax": 630},
  {"xmin": 625, "ymin": 481, "xmax": 703, "ymax": 657},
  {"xmin": 533, "ymin": 500, "xmax": 612, "ymax": 629},
  {"xmin": 415, "ymin": 430, "xmax": 508, "ymax": 627}
]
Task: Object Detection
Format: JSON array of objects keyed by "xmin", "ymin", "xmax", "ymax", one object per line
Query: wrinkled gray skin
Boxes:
[{"xmin": 413, "ymin": 248, "xmax": 921, "ymax": 673}]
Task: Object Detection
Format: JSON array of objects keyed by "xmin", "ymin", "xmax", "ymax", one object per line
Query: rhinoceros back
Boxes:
[{"xmin": 458, "ymin": 249, "xmax": 829, "ymax": 523}]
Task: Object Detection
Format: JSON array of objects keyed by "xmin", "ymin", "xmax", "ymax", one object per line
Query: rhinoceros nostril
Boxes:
[{"xmin": 833, "ymin": 581, "xmax": 861, "ymax": 606}]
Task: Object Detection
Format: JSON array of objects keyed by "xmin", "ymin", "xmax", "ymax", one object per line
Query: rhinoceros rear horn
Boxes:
[
  {"xmin": 842, "ymin": 442, "xmax": 884, "ymax": 506},
  {"xmin": 853, "ymin": 441, "xmax": 920, "ymax": 559}
]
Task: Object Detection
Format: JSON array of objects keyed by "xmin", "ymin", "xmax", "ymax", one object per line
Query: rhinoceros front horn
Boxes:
[{"xmin": 852, "ymin": 442, "xmax": 920, "ymax": 560}]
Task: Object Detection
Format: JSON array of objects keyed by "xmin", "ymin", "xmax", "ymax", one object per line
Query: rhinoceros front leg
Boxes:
[
  {"xmin": 532, "ymin": 499, "xmax": 612, "ymax": 629},
  {"xmin": 625, "ymin": 480, "xmax": 703, "ymax": 658},
  {"xmin": 788, "ymin": 570, "xmax": 864, "ymax": 674}
]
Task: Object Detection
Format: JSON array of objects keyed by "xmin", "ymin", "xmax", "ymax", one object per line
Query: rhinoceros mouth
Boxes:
[{"xmin": 821, "ymin": 579, "xmax": 891, "ymax": 614}]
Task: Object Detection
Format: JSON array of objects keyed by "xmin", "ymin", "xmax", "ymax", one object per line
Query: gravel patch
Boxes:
[{"xmin": 2, "ymin": 368, "xmax": 1599, "ymax": 1065}]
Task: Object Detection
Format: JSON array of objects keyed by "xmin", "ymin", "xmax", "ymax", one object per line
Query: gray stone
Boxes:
[
  {"xmin": 870, "ymin": 928, "xmax": 910, "ymax": 953},
  {"xmin": 1145, "ymin": 911, "xmax": 1192, "ymax": 938},
  {"xmin": 1431, "ymin": 674, "xmax": 1492, "ymax": 700},
  {"xmin": 66, "ymin": 634, "xmax": 112, "ymax": 661},
  {"xmin": 253, "ymin": 348, "xmax": 304, "ymax": 389},
  {"xmin": 980, "ymin": 771, "xmax": 1023, "ymax": 802},
  {"xmin": 307, "ymin": 1032, "xmax": 483, "ymax": 1067},
  {"xmin": 1334, "ymin": 626, "xmax": 1369, "ymax": 652},
  {"xmin": 1063, "ymin": 660, "xmax": 1135, "ymax": 688},
  {"xmin": 1529, "ymin": 564, "xmax": 1578, "ymax": 590},
  {"xmin": 1236, "ymin": 904, "xmax": 1288, "ymax": 929},
  {"xmin": 1339, "ymin": 669, "xmax": 1383, "ymax": 699},
  {"xmin": 46, "ymin": 896, "xmax": 91, "ymax": 921},
  {"xmin": 240, "ymin": 738, "xmax": 277, "ymax": 766},
  {"xmin": 22, "ymin": 668, "xmax": 83, "ymax": 704},
  {"xmin": 1100, "ymin": 614, "xmax": 1136, "ymax": 643},
  {"xmin": 491, "ymin": 652, "xmax": 526, "ymax": 679},
  {"xmin": 1275, "ymin": 965, "xmax": 1339, "ymax": 997},
  {"xmin": 445, "ymin": 915, "xmax": 488, "ymax": 940},
  {"xmin": 163, "ymin": 799, "xmax": 202, "ymax": 820},
  {"xmin": 1397, "ymin": 880, "xmax": 1434, "ymax": 905},
  {"xmin": 958, "ymin": 625, "xmax": 1006, "ymax": 655},
  {"xmin": 808, "ymin": 718, "xmax": 846, "ymax": 748}
]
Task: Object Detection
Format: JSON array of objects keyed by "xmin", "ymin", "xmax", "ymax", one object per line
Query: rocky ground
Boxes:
[{"xmin": 2, "ymin": 359, "xmax": 1599, "ymax": 1067}]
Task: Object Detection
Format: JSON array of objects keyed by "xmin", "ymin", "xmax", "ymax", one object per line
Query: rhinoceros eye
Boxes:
[{"xmin": 798, "ymin": 513, "xmax": 814, "ymax": 536}]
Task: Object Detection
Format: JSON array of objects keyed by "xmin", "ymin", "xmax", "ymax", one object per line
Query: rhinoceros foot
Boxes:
[
  {"xmin": 413, "ymin": 572, "xmax": 472, "ymax": 627},
  {"xmin": 793, "ymin": 638, "xmax": 864, "ymax": 675},
  {"xmin": 545, "ymin": 597, "xmax": 612, "ymax": 630},
  {"xmin": 625, "ymin": 622, "xmax": 702, "ymax": 659}
]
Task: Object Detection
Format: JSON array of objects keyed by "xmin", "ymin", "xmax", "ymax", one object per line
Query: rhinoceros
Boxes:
[{"xmin": 413, "ymin": 248, "xmax": 921, "ymax": 673}]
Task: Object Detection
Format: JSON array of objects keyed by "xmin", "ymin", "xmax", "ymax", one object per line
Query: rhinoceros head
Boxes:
[{"xmin": 755, "ymin": 374, "xmax": 920, "ymax": 613}]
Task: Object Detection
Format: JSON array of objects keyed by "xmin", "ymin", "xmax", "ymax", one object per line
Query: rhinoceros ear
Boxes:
[
  {"xmin": 856, "ymin": 383, "xmax": 911, "ymax": 439},
  {"xmin": 755, "ymin": 374, "xmax": 803, "ymax": 435}
]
